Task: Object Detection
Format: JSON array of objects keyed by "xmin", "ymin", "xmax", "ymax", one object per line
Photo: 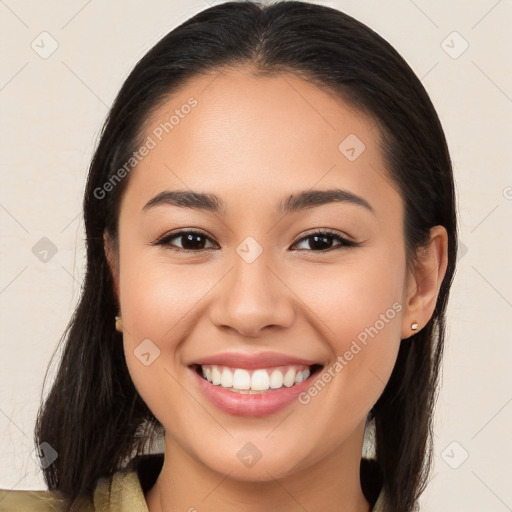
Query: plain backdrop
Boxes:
[{"xmin": 1, "ymin": 0, "xmax": 511, "ymax": 510}]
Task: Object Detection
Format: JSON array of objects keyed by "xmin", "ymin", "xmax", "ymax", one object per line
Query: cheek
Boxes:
[
  {"xmin": 289, "ymin": 250, "xmax": 405, "ymax": 416},
  {"xmin": 290, "ymin": 247, "xmax": 405, "ymax": 343},
  {"xmin": 118, "ymin": 256, "xmax": 206, "ymax": 426},
  {"xmin": 119, "ymin": 250, "xmax": 212, "ymax": 342},
  {"xmin": 118, "ymin": 249, "xmax": 224, "ymax": 420}
]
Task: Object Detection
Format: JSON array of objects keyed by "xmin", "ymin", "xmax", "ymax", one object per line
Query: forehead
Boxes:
[{"xmin": 121, "ymin": 67, "xmax": 401, "ymax": 221}]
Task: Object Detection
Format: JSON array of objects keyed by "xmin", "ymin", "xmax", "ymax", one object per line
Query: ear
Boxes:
[
  {"xmin": 401, "ymin": 225, "xmax": 449, "ymax": 339},
  {"xmin": 103, "ymin": 230, "xmax": 120, "ymax": 304}
]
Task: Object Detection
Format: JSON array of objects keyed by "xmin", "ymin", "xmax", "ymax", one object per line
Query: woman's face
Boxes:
[{"xmin": 109, "ymin": 67, "xmax": 416, "ymax": 480}]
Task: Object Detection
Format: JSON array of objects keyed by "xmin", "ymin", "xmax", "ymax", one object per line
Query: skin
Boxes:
[{"xmin": 104, "ymin": 67, "xmax": 448, "ymax": 512}]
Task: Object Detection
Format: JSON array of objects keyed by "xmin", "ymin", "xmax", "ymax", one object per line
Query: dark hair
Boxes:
[{"xmin": 34, "ymin": 2, "xmax": 458, "ymax": 511}]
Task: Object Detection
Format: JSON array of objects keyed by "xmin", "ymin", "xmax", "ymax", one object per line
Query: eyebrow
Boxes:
[{"xmin": 142, "ymin": 188, "xmax": 375, "ymax": 215}]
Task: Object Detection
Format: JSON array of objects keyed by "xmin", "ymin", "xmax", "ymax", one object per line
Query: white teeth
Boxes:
[
  {"xmin": 199, "ymin": 364, "xmax": 314, "ymax": 392},
  {"xmin": 283, "ymin": 368, "xmax": 296, "ymax": 387},
  {"xmin": 211, "ymin": 367, "xmax": 221, "ymax": 385},
  {"xmin": 220, "ymin": 368, "xmax": 233, "ymax": 388},
  {"xmin": 232, "ymin": 369, "xmax": 251, "ymax": 390},
  {"xmin": 295, "ymin": 368, "xmax": 310, "ymax": 383},
  {"xmin": 251, "ymin": 369, "xmax": 270, "ymax": 391},
  {"xmin": 269, "ymin": 369, "xmax": 283, "ymax": 389}
]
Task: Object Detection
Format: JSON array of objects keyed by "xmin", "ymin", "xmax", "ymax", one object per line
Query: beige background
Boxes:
[{"xmin": 1, "ymin": 0, "xmax": 511, "ymax": 510}]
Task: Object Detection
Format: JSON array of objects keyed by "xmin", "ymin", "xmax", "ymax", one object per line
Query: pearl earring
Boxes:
[
  {"xmin": 411, "ymin": 321, "xmax": 419, "ymax": 331},
  {"xmin": 115, "ymin": 315, "xmax": 123, "ymax": 332}
]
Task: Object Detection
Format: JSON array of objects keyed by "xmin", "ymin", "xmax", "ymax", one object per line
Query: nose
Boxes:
[{"xmin": 208, "ymin": 250, "xmax": 296, "ymax": 338}]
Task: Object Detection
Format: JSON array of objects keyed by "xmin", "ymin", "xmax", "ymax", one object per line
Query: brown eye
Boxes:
[
  {"xmin": 291, "ymin": 230, "xmax": 357, "ymax": 252},
  {"xmin": 154, "ymin": 230, "xmax": 217, "ymax": 252}
]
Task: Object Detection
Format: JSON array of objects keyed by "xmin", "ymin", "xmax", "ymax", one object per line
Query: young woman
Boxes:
[{"xmin": 0, "ymin": 1, "xmax": 457, "ymax": 511}]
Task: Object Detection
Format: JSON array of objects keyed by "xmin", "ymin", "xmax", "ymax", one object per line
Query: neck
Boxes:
[{"xmin": 145, "ymin": 421, "xmax": 371, "ymax": 512}]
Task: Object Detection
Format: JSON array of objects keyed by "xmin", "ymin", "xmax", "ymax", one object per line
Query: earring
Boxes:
[
  {"xmin": 411, "ymin": 321, "xmax": 419, "ymax": 331},
  {"xmin": 115, "ymin": 315, "xmax": 123, "ymax": 332}
]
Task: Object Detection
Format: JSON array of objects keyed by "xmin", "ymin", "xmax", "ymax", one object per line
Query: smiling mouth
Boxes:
[{"xmin": 190, "ymin": 363, "xmax": 323, "ymax": 394}]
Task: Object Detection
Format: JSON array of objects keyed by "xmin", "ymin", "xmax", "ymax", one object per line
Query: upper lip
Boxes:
[{"xmin": 190, "ymin": 351, "xmax": 323, "ymax": 369}]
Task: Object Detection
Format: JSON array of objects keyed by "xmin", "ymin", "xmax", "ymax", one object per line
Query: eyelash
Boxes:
[{"xmin": 152, "ymin": 228, "xmax": 359, "ymax": 253}]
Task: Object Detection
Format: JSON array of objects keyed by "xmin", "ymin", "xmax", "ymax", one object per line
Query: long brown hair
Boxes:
[{"xmin": 34, "ymin": 2, "xmax": 458, "ymax": 511}]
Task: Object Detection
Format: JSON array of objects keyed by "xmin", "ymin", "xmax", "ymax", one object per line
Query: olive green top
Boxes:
[{"xmin": 0, "ymin": 454, "xmax": 385, "ymax": 511}]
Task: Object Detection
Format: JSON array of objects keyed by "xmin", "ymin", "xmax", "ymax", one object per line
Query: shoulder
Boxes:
[
  {"xmin": 0, "ymin": 488, "xmax": 72, "ymax": 511},
  {"xmin": 0, "ymin": 453, "xmax": 162, "ymax": 512}
]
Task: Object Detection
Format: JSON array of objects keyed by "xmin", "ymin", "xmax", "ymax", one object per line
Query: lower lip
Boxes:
[{"xmin": 190, "ymin": 367, "xmax": 319, "ymax": 417}]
